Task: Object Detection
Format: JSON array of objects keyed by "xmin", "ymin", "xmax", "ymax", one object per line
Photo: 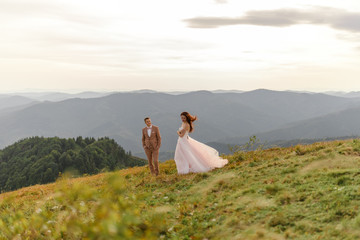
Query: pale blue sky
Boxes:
[{"xmin": 1, "ymin": 0, "xmax": 360, "ymax": 92}]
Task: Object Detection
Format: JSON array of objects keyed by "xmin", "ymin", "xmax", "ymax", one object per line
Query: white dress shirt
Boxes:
[{"xmin": 147, "ymin": 125, "xmax": 152, "ymax": 137}]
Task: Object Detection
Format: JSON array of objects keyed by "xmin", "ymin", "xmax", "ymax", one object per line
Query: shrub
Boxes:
[{"xmin": 0, "ymin": 174, "xmax": 165, "ymax": 239}]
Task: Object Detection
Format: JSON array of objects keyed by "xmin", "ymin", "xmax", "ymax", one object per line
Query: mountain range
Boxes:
[{"xmin": 1, "ymin": 89, "xmax": 360, "ymax": 160}]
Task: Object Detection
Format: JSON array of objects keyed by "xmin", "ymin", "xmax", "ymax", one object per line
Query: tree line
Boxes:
[{"xmin": 0, "ymin": 136, "xmax": 146, "ymax": 192}]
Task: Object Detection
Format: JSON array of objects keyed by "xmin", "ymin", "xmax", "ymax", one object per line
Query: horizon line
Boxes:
[{"xmin": 1, "ymin": 88, "xmax": 360, "ymax": 95}]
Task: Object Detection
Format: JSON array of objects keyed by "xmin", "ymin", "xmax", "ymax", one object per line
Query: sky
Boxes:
[{"xmin": 1, "ymin": 0, "xmax": 360, "ymax": 93}]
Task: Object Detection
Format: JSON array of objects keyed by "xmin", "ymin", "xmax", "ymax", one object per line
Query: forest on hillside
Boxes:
[{"xmin": 0, "ymin": 136, "xmax": 146, "ymax": 192}]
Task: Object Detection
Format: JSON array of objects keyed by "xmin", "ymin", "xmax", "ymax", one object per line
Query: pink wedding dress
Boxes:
[{"xmin": 174, "ymin": 127, "xmax": 228, "ymax": 174}]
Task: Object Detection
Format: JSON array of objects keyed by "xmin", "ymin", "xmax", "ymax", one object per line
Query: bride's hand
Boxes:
[{"xmin": 177, "ymin": 128, "xmax": 186, "ymax": 137}]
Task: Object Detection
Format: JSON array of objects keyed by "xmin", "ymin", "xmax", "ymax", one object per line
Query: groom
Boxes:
[{"xmin": 142, "ymin": 117, "xmax": 161, "ymax": 176}]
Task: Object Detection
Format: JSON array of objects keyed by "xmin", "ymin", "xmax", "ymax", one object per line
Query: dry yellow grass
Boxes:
[
  {"xmin": 2, "ymin": 139, "xmax": 360, "ymax": 239},
  {"xmin": 188, "ymin": 172, "xmax": 236, "ymax": 195},
  {"xmin": 301, "ymin": 155, "xmax": 360, "ymax": 173}
]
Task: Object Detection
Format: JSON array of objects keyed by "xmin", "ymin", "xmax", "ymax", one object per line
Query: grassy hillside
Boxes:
[{"xmin": 1, "ymin": 139, "xmax": 360, "ymax": 239}]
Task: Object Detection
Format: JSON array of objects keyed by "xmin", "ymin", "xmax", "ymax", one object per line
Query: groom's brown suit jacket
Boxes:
[{"xmin": 142, "ymin": 125, "xmax": 161, "ymax": 150}]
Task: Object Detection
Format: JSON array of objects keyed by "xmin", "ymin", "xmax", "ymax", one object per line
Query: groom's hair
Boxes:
[{"xmin": 144, "ymin": 117, "xmax": 150, "ymax": 122}]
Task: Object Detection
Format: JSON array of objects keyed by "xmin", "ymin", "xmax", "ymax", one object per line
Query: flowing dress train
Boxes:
[{"xmin": 174, "ymin": 127, "xmax": 228, "ymax": 174}]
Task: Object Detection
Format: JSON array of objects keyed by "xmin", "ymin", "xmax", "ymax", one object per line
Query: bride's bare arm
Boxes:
[
  {"xmin": 177, "ymin": 129, "xmax": 185, "ymax": 137},
  {"xmin": 177, "ymin": 124, "xmax": 190, "ymax": 137}
]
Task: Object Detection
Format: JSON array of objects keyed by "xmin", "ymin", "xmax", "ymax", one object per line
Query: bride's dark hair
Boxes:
[{"xmin": 181, "ymin": 112, "xmax": 197, "ymax": 132}]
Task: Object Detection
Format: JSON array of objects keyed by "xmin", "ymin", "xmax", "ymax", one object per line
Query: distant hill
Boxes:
[
  {"xmin": 217, "ymin": 105, "xmax": 360, "ymax": 148},
  {"xmin": 254, "ymin": 106, "xmax": 360, "ymax": 142},
  {"xmin": 0, "ymin": 95, "xmax": 37, "ymax": 112},
  {"xmin": 0, "ymin": 136, "xmax": 146, "ymax": 192},
  {"xmin": 216, "ymin": 89, "xmax": 360, "ymax": 125},
  {"xmin": 325, "ymin": 91, "xmax": 360, "ymax": 98},
  {"xmin": 0, "ymin": 91, "xmax": 282, "ymax": 152},
  {"xmin": 8, "ymin": 91, "xmax": 113, "ymax": 102},
  {"xmin": 0, "ymin": 89, "xmax": 360, "ymax": 159}
]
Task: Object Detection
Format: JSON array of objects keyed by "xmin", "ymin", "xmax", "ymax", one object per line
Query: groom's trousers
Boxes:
[{"xmin": 145, "ymin": 148, "xmax": 159, "ymax": 175}]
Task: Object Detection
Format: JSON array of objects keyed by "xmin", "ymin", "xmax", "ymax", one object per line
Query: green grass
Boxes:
[{"xmin": 2, "ymin": 139, "xmax": 360, "ymax": 239}]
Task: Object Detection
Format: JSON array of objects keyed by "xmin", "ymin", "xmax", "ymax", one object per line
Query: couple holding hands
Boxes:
[{"xmin": 142, "ymin": 112, "xmax": 228, "ymax": 176}]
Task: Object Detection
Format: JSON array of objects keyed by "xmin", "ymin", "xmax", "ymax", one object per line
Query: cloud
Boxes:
[
  {"xmin": 214, "ymin": 0, "xmax": 228, "ymax": 4},
  {"xmin": 0, "ymin": 0, "xmax": 106, "ymax": 26},
  {"xmin": 335, "ymin": 32, "xmax": 360, "ymax": 43},
  {"xmin": 183, "ymin": 7, "xmax": 360, "ymax": 32},
  {"xmin": 331, "ymin": 13, "xmax": 360, "ymax": 32}
]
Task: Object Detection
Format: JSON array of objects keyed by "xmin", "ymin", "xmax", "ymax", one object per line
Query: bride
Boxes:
[{"xmin": 174, "ymin": 112, "xmax": 228, "ymax": 174}]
